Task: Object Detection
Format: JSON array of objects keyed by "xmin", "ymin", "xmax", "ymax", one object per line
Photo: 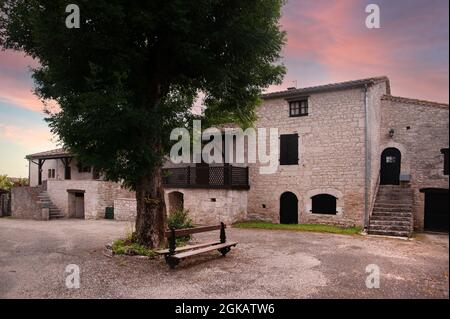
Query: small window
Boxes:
[
  {"xmin": 47, "ymin": 169, "xmax": 55, "ymax": 179},
  {"xmin": 280, "ymin": 134, "xmax": 299, "ymax": 165},
  {"xmin": 77, "ymin": 163, "xmax": 91, "ymax": 173},
  {"xmin": 289, "ymin": 100, "xmax": 308, "ymax": 117},
  {"xmin": 311, "ymin": 194, "xmax": 337, "ymax": 215},
  {"xmin": 442, "ymin": 148, "xmax": 449, "ymax": 175}
]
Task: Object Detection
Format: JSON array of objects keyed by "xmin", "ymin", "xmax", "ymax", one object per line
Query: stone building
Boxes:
[
  {"xmin": 12, "ymin": 149, "xmax": 134, "ymax": 220},
  {"xmin": 12, "ymin": 76, "xmax": 449, "ymax": 236}
]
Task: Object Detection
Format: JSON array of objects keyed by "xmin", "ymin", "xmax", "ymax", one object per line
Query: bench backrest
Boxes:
[{"xmin": 165, "ymin": 224, "xmax": 225, "ymax": 238}]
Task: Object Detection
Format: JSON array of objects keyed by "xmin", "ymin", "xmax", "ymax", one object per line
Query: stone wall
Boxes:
[
  {"xmin": 11, "ymin": 187, "xmax": 45, "ymax": 220},
  {"xmin": 164, "ymin": 188, "xmax": 247, "ymax": 225},
  {"xmin": 247, "ymin": 87, "xmax": 370, "ymax": 227},
  {"xmin": 380, "ymin": 96, "xmax": 449, "ymax": 230},
  {"xmin": 46, "ymin": 180, "xmax": 134, "ymax": 219},
  {"xmin": 114, "ymin": 198, "xmax": 137, "ymax": 221}
]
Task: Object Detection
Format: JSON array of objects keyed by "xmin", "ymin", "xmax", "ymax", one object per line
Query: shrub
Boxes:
[
  {"xmin": 167, "ymin": 209, "xmax": 194, "ymax": 244},
  {"xmin": 167, "ymin": 209, "xmax": 193, "ymax": 229},
  {"xmin": 111, "ymin": 232, "xmax": 156, "ymax": 258}
]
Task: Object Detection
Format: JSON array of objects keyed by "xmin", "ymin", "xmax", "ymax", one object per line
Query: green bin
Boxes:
[{"xmin": 105, "ymin": 207, "xmax": 114, "ymax": 219}]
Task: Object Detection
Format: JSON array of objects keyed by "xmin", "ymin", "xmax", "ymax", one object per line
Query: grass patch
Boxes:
[
  {"xmin": 112, "ymin": 233, "xmax": 156, "ymax": 258},
  {"xmin": 233, "ymin": 221, "xmax": 362, "ymax": 235}
]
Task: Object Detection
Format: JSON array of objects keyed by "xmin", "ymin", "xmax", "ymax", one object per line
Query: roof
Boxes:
[
  {"xmin": 381, "ymin": 95, "xmax": 449, "ymax": 109},
  {"xmin": 25, "ymin": 148, "xmax": 71, "ymax": 160},
  {"xmin": 262, "ymin": 76, "xmax": 391, "ymax": 100}
]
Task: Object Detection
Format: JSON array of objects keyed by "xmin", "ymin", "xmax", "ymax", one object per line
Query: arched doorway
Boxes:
[
  {"xmin": 380, "ymin": 148, "xmax": 401, "ymax": 185},
  {"xmin": 280, "ymin": 192, "xmax": 298, "ymax": 224},
  {"xmin": 168, "ymin": 191, "xmax": 184, "ymax": 214}
]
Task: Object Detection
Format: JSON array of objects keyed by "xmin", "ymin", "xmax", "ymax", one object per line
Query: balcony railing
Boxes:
[{"xmin": 162, "ymin": 165, "xmax": 249, "ymax": 190}]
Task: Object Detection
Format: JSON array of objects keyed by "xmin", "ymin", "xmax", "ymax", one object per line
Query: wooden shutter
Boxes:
[{"xmin": 280, "ymin": 134, "xmax": 298, "ymax": 165}]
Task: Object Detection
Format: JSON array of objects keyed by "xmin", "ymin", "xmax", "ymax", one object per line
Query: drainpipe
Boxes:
[{"xmin": 363, "ymin": 85, "xmax": 370, "ymax": 230}]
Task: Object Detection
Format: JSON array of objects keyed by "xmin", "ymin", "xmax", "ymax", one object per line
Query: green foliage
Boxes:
[
  {"xmin": 0, "ymin": 175, "xmax": 13, "ymax": 190},
  {"xmin": 0, "ymin": 0, "xmax": 286, "ymax": 190},
  {"xmin": 112, "ymin": 233, "xmax": 156, "ymax": 258},
  {"xmin": 167, "ymin": 209, "xmax": 194, "ymax": 230},
  {"xmin": 168, "ymin": 209, "xmax": 194, "ymax": 244},
  {"xmin": 13, "ymin": 177, "xmax": 28, "ymax": 186},
  {"xmin": 234, "ymin": 221, "xmax": 362, "ymax": 235}
]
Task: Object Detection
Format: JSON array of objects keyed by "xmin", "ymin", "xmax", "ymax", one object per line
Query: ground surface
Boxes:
[{"xmin": 0, "ymin": 218, "xmax": 448, "ymax": 299}]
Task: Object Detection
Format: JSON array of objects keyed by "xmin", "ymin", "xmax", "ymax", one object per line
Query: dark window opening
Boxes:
[
  {"xmin": 442, "ymin": 148, "xmax": 449, "ymax": 175},
  {"xmin": 289, "ymin": 100, "xmax": 308, "ymax": 117},
  {"xmin": 77, "ymin": 163, "xmax": 91, "ymax": 173},
  {"xmin": 65, "ymin": 166, "xmax": 71, "ymax": 180},
  {"xmin": 47, "ymin": 169, "xmax": 55, "ymax": 179},
  {"xmin": 280, "ymin": 134, "xmax": 299, "ymax": 165},
  {"xmin": 311, "ymin": 194, "xmax": 337, "ymax": 215}
]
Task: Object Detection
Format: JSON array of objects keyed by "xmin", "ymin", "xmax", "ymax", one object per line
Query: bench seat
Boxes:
[
  {"xmin": 155, "ymin": 241, "xmax": 220, "ymax": 255},
  {"xmin": 170, "ymin": 241, "xmax": 238, "ymax": 260}
]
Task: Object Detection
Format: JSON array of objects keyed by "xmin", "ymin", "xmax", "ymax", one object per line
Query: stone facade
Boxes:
[
  {"xmin": 379, "ymin": 96, "xmax": 449, "ymax": 230},
  {"xmin": 246, "ymin": 79, "xmax": 448, "ymax": 230},
  {"xmin": 247, "ymin": 86, "xmax": 383, "ymax": 227},
  {"xmin": 113, "ymin": 198, "xmax": 137, "ymax": 221},
  {"xmin": 46, "ymin": 180, "xmax": 134, "ymax": 219},
  {"xmin": 164, "ymin": 188, "xmax": 247, "ymax": 225}
]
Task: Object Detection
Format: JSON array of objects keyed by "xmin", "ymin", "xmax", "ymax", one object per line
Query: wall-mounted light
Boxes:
[{"xmin": 388, "ymin": 128, "xmax": 395, "ymax": 138}]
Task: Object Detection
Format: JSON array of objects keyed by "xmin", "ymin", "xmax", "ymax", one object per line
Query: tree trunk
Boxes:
[{"xmin": 134, "ymin": 165, "xmax": 166, "ymax": 248}]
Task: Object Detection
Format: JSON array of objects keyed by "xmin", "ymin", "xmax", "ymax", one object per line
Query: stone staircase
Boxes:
[
  {"xmin": 36, "ymin": 190, "xmax": 65, "ymax": 220},
  {"xmin": 368, "ymin": 185, "xmax": 414, "ymax": 237}
]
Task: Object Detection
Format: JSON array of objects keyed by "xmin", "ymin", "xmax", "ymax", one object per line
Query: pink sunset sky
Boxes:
[{"xmin": 0, "ymin": 0, "xmax": 449, "ymax": 177}]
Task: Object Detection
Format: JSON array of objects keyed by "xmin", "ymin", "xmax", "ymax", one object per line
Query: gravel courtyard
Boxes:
[{"xmin": 0, "ymin": 219, "xmax": 448, "ymax": 299}]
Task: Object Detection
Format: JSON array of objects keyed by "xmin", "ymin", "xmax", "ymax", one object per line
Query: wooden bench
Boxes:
[{"xmin": 156, "ymin": 222, "xmax": 238, "ymax": 269}]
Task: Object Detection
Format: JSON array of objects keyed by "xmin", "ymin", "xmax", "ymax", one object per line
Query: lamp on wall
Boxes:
[{"xmin": 388, "ymin": 128, "xmax": 395, "ymax": 138}]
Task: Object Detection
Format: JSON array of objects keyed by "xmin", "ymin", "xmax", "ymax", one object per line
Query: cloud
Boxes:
[
  {"xmin": 0, "ymin": 123, "xmax": 57, "ymax": 149},
  {"xmin": 270, "ymin": 0, "xmax": 449, "ymax": 103}
]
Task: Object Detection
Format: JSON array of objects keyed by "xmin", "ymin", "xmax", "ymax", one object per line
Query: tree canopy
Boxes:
[{"xmin": 0, "ymin": 0, "xmax": 286, "ymax": 246}]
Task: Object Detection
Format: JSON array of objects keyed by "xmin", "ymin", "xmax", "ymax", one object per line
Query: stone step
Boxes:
[
  {"xmin": 370, "ymin": 215, "xmax": 411, "ymax": 222},
  {"xmin": 369, "ymin": 224, "xmax": 411, "ymax": 232},
  {"xmin": 371, "ymin": 211, "xmax": 412, "ymax": 217},
  {"xmin": 369, "ymin": 220, "xmax": 411, "ymax": 226},
  {"xmin": 373, "ymin": 205, "xmax": 412, "ymax": 213},
  {"xmin": 49, "ymin": 215, "xmax": 65, "ymax": 219},
  {"xmin": 368, "ymin": 229, "xmax": 410, "ymax": 237},
  {"xmin": 376, "ymin": 195, "xmax": 413, "ymax": 199}
]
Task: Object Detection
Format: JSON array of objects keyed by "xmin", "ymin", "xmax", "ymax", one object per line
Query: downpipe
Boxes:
[{"xmin": 363, "ymin": 85, "xmax": 370, "ymax": 231}]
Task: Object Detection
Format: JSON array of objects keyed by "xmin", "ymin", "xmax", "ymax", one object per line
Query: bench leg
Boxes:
[
  {"xmin": 165, "ymin": 255, "xmax": 180, "ymax": 269},
  {"xmin": 218, "ymin": 247, "xmax": 231, "ymax": 256}
]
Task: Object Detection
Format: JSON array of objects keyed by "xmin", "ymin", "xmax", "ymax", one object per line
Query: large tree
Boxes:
[{"xmin": 0, "ymin": 0, "xmax": 286, "ymax": 247}]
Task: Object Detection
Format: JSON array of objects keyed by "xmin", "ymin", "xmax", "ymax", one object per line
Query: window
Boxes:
[
  {"xmin": 47, "ymin": 169, "xmax": 55, "ymax": 179},
  {"xmin": 289, "ymin": 100, "xmax": 308, "ymax": 117},
  {"xmin": 311, "ymin": 194, "xmax": 337, "ymax": 215},
  {"xmin": 77, "ymin": 163, "xmax": 91, "ymax": 173},
  {"xmin": 442, "ymin": 148, "xmax": 449, "ymax": 175},
  {"xmin": 280, "ymin": 134, "xmax": 299, "ymax": 165}
]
